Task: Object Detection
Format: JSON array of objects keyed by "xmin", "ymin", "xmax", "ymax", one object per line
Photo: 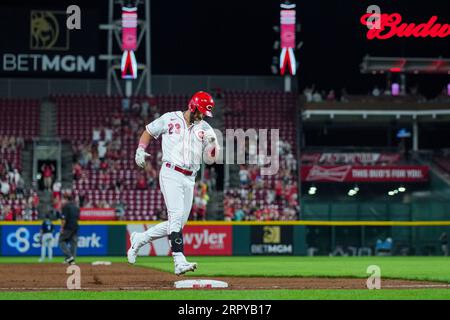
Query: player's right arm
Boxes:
[{"xmin": 135, "ymin": 113, "xmax": 169, "ymax": 168}]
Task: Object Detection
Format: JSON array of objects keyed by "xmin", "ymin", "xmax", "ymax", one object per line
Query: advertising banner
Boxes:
[
  {"xmin": 0, "ymin": 3, "xmax": 103, "ymax": 77},
  {"xmin": 301, "ymin": 153, "xmax": 401, "ymax": 165},
  {"xmin": 126, "ymin": 224, "xmax": 233, "ymax": 256},
  {"xmin": 1, "ymin": 225, "xmax": 108, "ymax": 256},
  {"xmin": 250, "ymin": 225, "xmax": 294, "ymax": 255},
  {"xmin": 80, "ymin": 208, "xmax": 116, "ymax": 221},
  {"xmin": 301, "ymin": 165, "xmax": 429, "ymax": 182}
]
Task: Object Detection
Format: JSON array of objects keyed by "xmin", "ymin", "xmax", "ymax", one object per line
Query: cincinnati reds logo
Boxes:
[{"xmin": 196, "ymin": 130, "xmax": 205, "ymax": 140}]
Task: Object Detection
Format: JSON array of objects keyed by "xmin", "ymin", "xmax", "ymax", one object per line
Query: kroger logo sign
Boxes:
[{"xmin": 1, "ymin": 225, "xmax": 108, "ymax": 256}]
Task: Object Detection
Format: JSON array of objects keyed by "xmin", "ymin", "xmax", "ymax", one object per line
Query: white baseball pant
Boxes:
[
  {"xmin": 40, "ymin": 233, "xmax": 53, "ymax": 260},
  {"xmin": 142, "ymin": 164, "xmax": 195, "ymax": 242}
]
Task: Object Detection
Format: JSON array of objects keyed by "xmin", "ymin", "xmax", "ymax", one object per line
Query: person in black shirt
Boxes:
[{"xmin": 59, "ymin": 194, "xmax": 80, "ymax": 265}]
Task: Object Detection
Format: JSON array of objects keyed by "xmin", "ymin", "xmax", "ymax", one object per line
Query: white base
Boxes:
[
  {"xmin": 91, "ymin": 261, "xmax": 112, "ymax": 266},
  {"xmin": 174, "ymin": 279, "xmax": 228, "ymax": 289}
]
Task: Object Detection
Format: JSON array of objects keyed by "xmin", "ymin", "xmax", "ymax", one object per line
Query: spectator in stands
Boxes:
[
  {"xmin": 141, "ymin": 100, "xmax": 150, "ymax": 118},
  {"xmin": 303, "ymin": 85, "xmax": 314, "ymax": 102},
  {"xmin": 52, "ymin": 180, "xmax": 62, "ymax": 199},
  {"xmin": 234, "ymin": 207, "xmax": 245, "ymax": 221},
  {"xmin": 97, "ymin": 140, "xmax": 108, "ymax": 161},
  {"xmin": 73, "ymin": 162, "xmax": 82, "ymax": 181},
  {"xmin": 326, "ymin": 90, "xmax": 336, "ymax": 101},
  {"xmin": 312, "ymin": 90, "xmax": 323, "ymax": 102},
  {"xmin": 340, "ymin": 88, "xmax": 349, "ymax": 102},
  {"xmin": 114, "ymin": 199, "xmax": 126, "ymax": 221},
  {"xmin": 92, "ymin": 127, "xmax": 101, "ymax": 143},
  {"xmin": 150, "ymin": 103, "xmax": 160, "ymax": 120},
  {"xmin": 31, "ymin": 192, "xmax": 40, "ymax": 212},
  {"xmin": 239, "ymin": 165, "xmax": 250, "ymax": 187},
  {"xmin": 99, "ymin": 169, "xmax": 111, "ymax": 191},
  {"xmin": 0, "ymin": 136, "xmax": 8, "ymax": 152},
  {"xmin": 41, "ymin": 163, "xmax": 55, "ymax": 192},
  {"xmin": 13, "ymin": 204, "xmax": 22, "ymax": 221},
  {"xmin": 372, "ymin": 86, "xmax": 381, "ymax": 97},
  {"xmin": 156, "ymin": 206, "xmax": 167, "ymax": 220},
  {"xmin": 1, "ymin": 177, "xmax": 10, "ymax": 199},
  {"xmin": 16, "ymin": 136, "xmax": 24, "ymax": 149},
  {"xmin": 4, "ymin": 205, "xmax": 13, "ymax": 221},
  {"xmin": 121, "ymin": 97, "xmax": 130, "ymax": 113},
  {"xmin": 23, "ymin": 202, "xmax": 33, "ymax": 221},
  {"xmin": 104, "ymin": 126, "xmax": 113, "ymax": 143},
  {"xmin": 136, "ymin": 174, "xmax": 147, "ymax": 190},
  {"xmin": 91, "ymin": 153, "xmax": 101, "ymax": 171},
  {"xmin": 53, "ymin": 195, "xmax": 62, "ymax": 218},
  {"xmin": 112, "ymin": 112, "xmax": 122, "ymax": 127},
  {"xmin": 131, "ymin": 101, "xmax": 141, "ymax": 116}
]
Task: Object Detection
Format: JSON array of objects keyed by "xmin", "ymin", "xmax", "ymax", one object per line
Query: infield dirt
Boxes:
[{"xmin": 0, "ymin": 263, "xmax": 447, "ymax": 291}]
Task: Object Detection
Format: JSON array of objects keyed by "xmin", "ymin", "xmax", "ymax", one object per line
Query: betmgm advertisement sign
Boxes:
[
  {"xmin": 250, "ymin": 226, "xmax": 294, "ymax": 255},
  {"xmin": 0, "ymin": 3, "xmax": 102, "ymax": 77}
]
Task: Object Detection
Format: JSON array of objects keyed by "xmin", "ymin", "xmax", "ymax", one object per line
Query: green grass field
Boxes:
[{"xmin": 0, "ymin": 256, "xmax": 449, "ymax": 300}]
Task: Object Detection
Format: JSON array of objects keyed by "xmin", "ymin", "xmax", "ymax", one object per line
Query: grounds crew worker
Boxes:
[{"xmin": 59, "ymin": 193, "xmax": 80, "ymax": 265}]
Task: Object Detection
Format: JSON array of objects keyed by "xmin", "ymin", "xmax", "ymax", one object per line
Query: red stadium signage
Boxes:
[
  {"xmin": 301, "ymin": 165, "xmax": 429, "ymax": 182},
  {"xmin": 126, "ymin": 224, "xmax": 233, "ymax": 256},
  {"xmin": 301, "ymin": 153, "xmax": 401, "ymax": 165},
  {"xmin": 360, "ymin": 13, "xmax": 450, "ymax": 40},
  {"xmin": 280, "ymin": 3, "xmax": 297, "ymax": 76},
  {"xmin": 121, "ymin": 6, "xmax": 138, "ymax": 79},
  {"xmin": 183, "ymin": 226, "xmax": 233, "ymax": 256},
  {"xmin": 80, "ymin": 208, "xmax": 116, "ymax": 221}
]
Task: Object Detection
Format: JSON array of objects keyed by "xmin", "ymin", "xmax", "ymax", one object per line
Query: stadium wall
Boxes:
[{"xmin": 0, "ymin": 221, "xmax": 449, "ymax": 257}]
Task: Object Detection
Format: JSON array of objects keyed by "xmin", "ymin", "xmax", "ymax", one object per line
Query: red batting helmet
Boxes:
[{"xmin": 188, "ymin": 91, "xmax": 214, "ymax": 117}]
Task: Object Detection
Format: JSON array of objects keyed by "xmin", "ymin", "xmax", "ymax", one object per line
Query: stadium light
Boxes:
[
  {"xmin": 348, "ymin": 189, "xmax": 357, "ymax": 196},
  {"xmin": 398, "ymin": 187, "xmax": 406, "ymax": 192}
]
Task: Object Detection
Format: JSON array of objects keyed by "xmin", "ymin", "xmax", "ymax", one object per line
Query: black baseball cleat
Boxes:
[{"xmin": 64, "ymin": 257, "xmax": 76, "ymax": 265}]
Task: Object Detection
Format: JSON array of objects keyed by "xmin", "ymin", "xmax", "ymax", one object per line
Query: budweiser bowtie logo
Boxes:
[
  {"xmin": 360, "ymin": 13, "xmax": 450, "ymax": 40},
  {"xmin": 306, "ymin": 165, "xmax": 352, "ymax": 182}
]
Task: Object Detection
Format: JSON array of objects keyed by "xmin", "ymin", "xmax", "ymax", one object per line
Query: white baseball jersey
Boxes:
[{"xmin": 146, "ymin": 111, "xmax": 218, "ymax": 174}]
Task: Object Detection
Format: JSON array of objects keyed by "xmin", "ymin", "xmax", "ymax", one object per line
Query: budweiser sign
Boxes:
[
  {"xmin": 306, "ymin": 165, "xmax": 352, "ymax": 182},
  {"xmin": 302, "ymin": 165, "xmax": 429, "ymax": 182},
  {"xmin": 360, "ymin": 13, "xmax": 450, "ymax": 40},
  {"xmin": 301, "ymin": 153, "xmax": 401, "ymax": 165}
]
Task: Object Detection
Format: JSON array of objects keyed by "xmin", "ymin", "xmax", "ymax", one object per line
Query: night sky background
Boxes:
[{"xmin": 2, "ymin": 0, "xmax": 449, "ymax": 96}]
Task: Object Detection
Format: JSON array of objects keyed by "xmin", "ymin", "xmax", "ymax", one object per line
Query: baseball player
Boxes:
[
  {"xmin": 38, "ymin": 214, "xmax": 54, "ymax": 262},
  {"xmin": 127, "ymin": 91, "xmax": 220, "ymax": 275}
]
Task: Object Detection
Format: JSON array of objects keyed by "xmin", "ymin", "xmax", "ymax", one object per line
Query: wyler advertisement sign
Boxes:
[
  {"xmin": 251, "ymin": 226, "xmax": 294, "ymax": 255},
  {"xmin": 1, "ymin": 225, "xmax": 108, "ymax": 256},
  {"xmin": 126, "ymin": 224, "xmax": 233, "ymax": 256},
  {"xmin": 0, "ymin": 2, "xmax": 104, "ymax": 77}
]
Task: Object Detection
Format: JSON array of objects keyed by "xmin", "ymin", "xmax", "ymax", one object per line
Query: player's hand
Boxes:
[
  {"xmin": 204, "ymin": 132, "xmax": 216, "ymax": 144},
  {"xmin": 135, "ymin": 147, "xmax": 151, "ymax": 168}
]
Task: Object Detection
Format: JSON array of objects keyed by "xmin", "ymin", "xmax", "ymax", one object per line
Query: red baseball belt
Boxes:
[{"xmin": 165, "ymin": 162, "xmax": 194, "ymax": 176}]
